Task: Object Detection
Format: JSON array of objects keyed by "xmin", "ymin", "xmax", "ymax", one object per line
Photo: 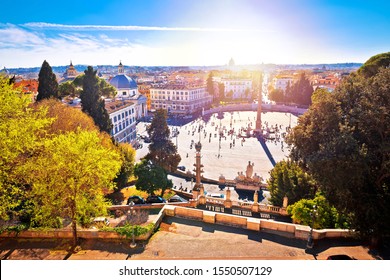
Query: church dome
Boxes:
[{"xmin": 109, "ymin": 74, "xmax": 137, "ymax": 89}]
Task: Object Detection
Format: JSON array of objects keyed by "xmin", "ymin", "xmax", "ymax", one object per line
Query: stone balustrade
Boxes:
[{"xmin": 165, "ymin": 205, "xmax": 353, "ymax": 241}]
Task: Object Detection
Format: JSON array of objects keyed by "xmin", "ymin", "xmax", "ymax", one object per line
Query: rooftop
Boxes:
[{"xmin": 105, "ymin": 100, "xmax": 134, "ymax": 114}]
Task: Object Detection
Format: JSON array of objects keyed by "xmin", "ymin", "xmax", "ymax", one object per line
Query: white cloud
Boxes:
[
  {"xmin": 0, "ymin": 24, "xmax": 45, "ymax": 47},
  {"xmin": 22, "ymin": 22, "xmax": 272, "ymax": 33},
  {"xmin": 0, "ymin": 24, "xmax": 161, "ymax": 67}
]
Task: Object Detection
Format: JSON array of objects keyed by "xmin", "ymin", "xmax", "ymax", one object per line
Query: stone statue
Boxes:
[
  {"xmin": 253, "ymin": 173, "xmax": 261, "ymax": 183},
  {"xmin": 246, "ymin": 161, "xmax": 254, "ymax": 179}
]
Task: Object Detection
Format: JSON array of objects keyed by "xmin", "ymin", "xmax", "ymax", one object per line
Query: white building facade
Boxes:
[
  {"xmin": 150, "ymin": 85, "xmax": 212, "ymax": 115},
  {"xmin": 272, "ymin": 76, "xmax": 294, "ymax": 91},
  {"xmin": 221, "ymin": 78, "xmax": 252, "ymax": 99},
  {"xmin": 106, "ymin": 100, "xmax": 137, "ymax": 144}
]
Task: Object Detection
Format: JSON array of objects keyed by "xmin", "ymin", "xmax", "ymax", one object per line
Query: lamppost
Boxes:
[
  {"xmin": 306, "ymin": 205, "xmax": 317, "ymax": 250},
  {"xmin": 129, "ymin": 201, "xmax": 136, "ymax": 248}
]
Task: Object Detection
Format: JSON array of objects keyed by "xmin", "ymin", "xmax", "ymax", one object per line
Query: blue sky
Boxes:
[{"xmin": 0, "ymin": 0, "xmax": 389, "ymax": 68}]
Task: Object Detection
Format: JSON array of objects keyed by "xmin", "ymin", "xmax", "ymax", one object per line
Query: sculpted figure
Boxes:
[{"xmin": 246, "ymin": 161, "xmax": 254, "ymax": 179}]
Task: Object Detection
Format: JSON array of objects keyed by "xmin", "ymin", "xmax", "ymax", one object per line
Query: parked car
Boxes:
[
  {"xmin": 127, "ymin": 195, "xmax": 145, "ymax": 205},
  {"xmin": 326, "ymin": 254, "xmax": 355, "ymax": 260},
  {"xmin": 146, "ymin": 195, "xmax": 166, "ymax": 204},
  {"xmin": 168, "ymin": 195, "xmax": 188, "ymax": 203}
]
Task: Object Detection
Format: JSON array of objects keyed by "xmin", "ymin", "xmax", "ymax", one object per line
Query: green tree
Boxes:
[
  {"xmin": 287, "ymin": 73, "xmax": 313, "ymax": 106},
  {"xmin": 207, "ymin": 72, "xmax": 215, "ymax": 101},
  {"xmin": 287, "ymin": 192, "xmax": 349, "ymax": 229},
  {"xmin": 134, "ymin": 159, "xmax": 173, "ymax": 195},
  {"xmin": 144, "ymin": 109, "xmax": 181, "ymax": 172},
  {"xmin": 99, "ymin": 78, "xmax": 117, "ymax": 98},
  {"xmin": 287, "ymin": 63, "xmax": 390, "ymax": 242},
  {"xmin": 114, "ymin": 143, "xmax": 136, "ymax": 190},
  {"xmin": 267, "ymin": 160, "xmax": 316, "ymax": 207},
  {"xmin": 37, "ymin": 60, "xmax": 59, "ymax": 101},
  {"xmin": 58, "ymin": 81, "xmax": 77, "ymax": 98},
  {"xmin": 80, "ymin": 66, "xmax": 112, "ymax": 134},
  {"xmin": 22, "ymin": 130, "xmax": 122, "ymax": 246},
  {"xmin": 268, "ymin": 88, "xmax": 285, "ymax": 103},
  {"xmin": 0, "ymin": 76, "xmax": 52, "ymax": 221},
  {"xmin": 358, "ymin": 51, "xmax": 390, "ymax": 78}
]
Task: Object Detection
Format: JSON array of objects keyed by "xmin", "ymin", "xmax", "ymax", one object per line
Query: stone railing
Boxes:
[
  {"xmin": 163, "ymin": 205, "xmax": 353, "ymax": 241},
  {"xmin": 205, "ymin": 197, "xmax": 225, "ymax": 205}
]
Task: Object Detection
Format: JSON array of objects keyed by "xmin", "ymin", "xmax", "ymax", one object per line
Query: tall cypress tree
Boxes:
[
  {"xmin": 144, "ymin": 109, "xmax": 181, "ymax": 172},
  {"xmin": 37, "ymin": 60, "xmax": 59, "ymax": 101},
  {"xmin": 80, "ymin": 66, "xmax": 112, "ymax": 134}
]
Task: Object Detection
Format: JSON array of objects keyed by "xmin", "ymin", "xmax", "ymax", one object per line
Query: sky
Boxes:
[{"xmin": 0, "ymin": 0, "xmax": 389, "ymax": 68}]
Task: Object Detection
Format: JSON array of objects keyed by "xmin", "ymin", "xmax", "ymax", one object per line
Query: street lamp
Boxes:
[
  {"xmin": 306, "ymin": 205, "xmax": 317, "ymax": 250},
  {"xmin": 129, "ymin": 201, "xmax": 136, "ymax": 248}
]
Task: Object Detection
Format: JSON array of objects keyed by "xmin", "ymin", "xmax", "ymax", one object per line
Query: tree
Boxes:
[
  {"xmin": 22, "ymin": 130, "xmax": 122, "ymax": 246},
  {"xmin": 33, "ymin": 98, "xmax": 99, "ymax": 134},
  {"xmin": 287, "ymin": 73, "xmax": 313, "ymax": 106},
  {"xmin": 37, "ymin": 60, "xmax": 59, "ymax": 101},
  {"xmin": 218, "ymin": 82, "xmax": 225, "ymax": 101},
  {"xmin": 268, "ymin": 88, "xmax": 285, "ymax": 103},
  {"xmin": 114, "ymin": 143, "xmax": 136, "ymax": 190},
  {"xmin": 134, "ymin": 159, "xmax": 173, "ymax": 195},
  {"xmin": 0, "ymin": 76, "xmax": 51, "ymax": 221},
  {"xmin": 358, "ymin": 51, "xmax": 390, "ymax": 78},
  {"xmin": 287, "ymin": 192, "xmax": 349, "ymax": 229},
  {"xmin": 267, "ymin": 160, "xmax": 316, "ymax": 207},
  {"xmin": 144, "ymin": 109, "xmax": 181, "ymax": 172},
  {"xmin": 80, "ymin": 66, "xmax": 112, "ymax": 134},
  {"xmin": 207, "ymin": 72, "xmax": 215, "ymax": 101},
  {"xmin": 58, "ymin": 81, "xmax": 77, "ymax": 98},
  {"xmin": 287, "ymin": 63, "xmax": 390, "ymax": 242}
]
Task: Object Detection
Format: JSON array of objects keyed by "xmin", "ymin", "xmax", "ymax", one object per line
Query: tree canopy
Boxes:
[
  {"xmin": 287, "ymin": 65, "xmax": 390, "ymax": 241},
  {"xmin": 0, "ymin": 76, "xmax": 51, "ymax": 220},
  {"xmin": 80, "ymin": 66, "xmax": 112, "ymax": 134},
  {"xmin": 285, "ymin": 72, "xmax": 313, "ymax": 106},
  {"xmin": 22, "ymin": 130, "xmax": 122, "ymax": 246},
  {"xmin": 358, "ymin": 52, "xmax": 390, "ymax": 78},
  {"xmin": 37, "ymin": 60, "xmax": 59, "ymax": 101},
  {"xmin": 134, "ymin": 159, "xmax": 173, "ymax": 195},
  {"xmin": 267, "ymin": 160, "xmax": 317, "ymax": 207},
  {"xmin": 114, "ymin": 143, "xmax": 136, "ymax": 190},
  {"xmin": 144, "ymin": 109, "xmax": 181, "ymax": 172},
  {"xmin": 287, "ymin": 192, "xmax": 349, "ymax": 229}
]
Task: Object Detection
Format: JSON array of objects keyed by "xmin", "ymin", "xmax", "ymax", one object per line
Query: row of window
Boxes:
[
  {"xmin": 151, "ymin": 89, "xmax": 205, "ymax": 95},
  {"xmin": 112, "ymin": 108, "xmax": 135, "ymax": 123},
  {"xmin": 113, "ymin": 117, "xmax": 136, "ymax": 135}
]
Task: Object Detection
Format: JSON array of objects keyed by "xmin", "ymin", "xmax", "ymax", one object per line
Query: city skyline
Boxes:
[{"xmin": 1, "ymin": 0, "xmax": 389, "ymax": 68}]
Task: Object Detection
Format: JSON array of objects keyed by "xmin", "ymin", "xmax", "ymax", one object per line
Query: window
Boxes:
[
  {"xmin": 123, "ymin": 91, "xmax": 127, "ymax": 95},
  {"xmin": 125, "ymin": 111, "xmax": 128, "ymax": 117},
  {"xmin": 118, "ymin": 114, "xmax": 121, "ymax": 121},
  {"xmin": 122, "ymin": 113, "xmax": 125, "ymax": 119},
  {"xmin": 114, "ymin": 116, "xmax": 117, "ymax": 122},
  {"xmin": 119, "ymin": 124, "xmax": 122, "ymax": 131}
]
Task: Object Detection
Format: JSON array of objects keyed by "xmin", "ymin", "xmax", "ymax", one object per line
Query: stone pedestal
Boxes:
[
  {"xmin": 251, "ymin": 203, "xmax": 259, "ymax": 212},
  {"xmin": 224, "ymin": 200, "xmax": 232, "ymax": 208},
  {"xmin": 283, "ymin": 196, "xmax": 289, "ymax": 208}
]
